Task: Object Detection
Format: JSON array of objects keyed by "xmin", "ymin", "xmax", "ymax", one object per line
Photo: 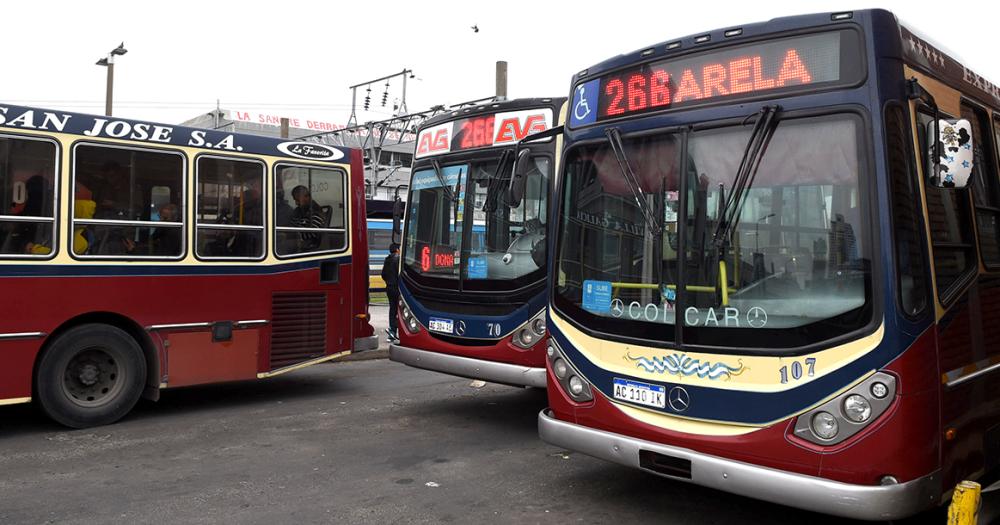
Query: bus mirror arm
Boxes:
[{"xmin": 508, "ymin": 148, "xmax": 531, "ymax": 208}]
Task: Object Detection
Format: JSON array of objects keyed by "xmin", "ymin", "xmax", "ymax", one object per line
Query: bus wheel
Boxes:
[{"xmin": 36, "ymin": 324, "xmax": 146, "ymax": 428}]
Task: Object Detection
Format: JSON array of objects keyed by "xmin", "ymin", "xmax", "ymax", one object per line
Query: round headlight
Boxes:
[
  {"xmin": 519, "ymin": 329, "xmax": 535, "ymax": 346},
  {"xmin": 532, "ymin": 317, "xmax": 546, "ymax": 335},
  {"xmin": 810, "ymin": 411, "xmax": 839, "ymax": 440},
  {"xmin": 407, "ymin": 318, "xmax": 418, "ymax": 332},
  {"xmin": 843, "ymin": 394, "xmax": 872, "ymax": 423},
  {"xmin": 401, "ymin": 307, "xmax": 411, "ymax": 321},
  {"xmin": 546, "ymin": 344, "xmax": 556, "ymax": 358},
  {"xmin": 552, "ymin": 358, "xmax": 569, "ymax": 380},
  {"xmin": 568, "ymin": 375, "xmax": 585, "ymax": 396}
]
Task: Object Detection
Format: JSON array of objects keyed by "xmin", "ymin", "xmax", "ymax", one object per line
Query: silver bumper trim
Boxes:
[
  {"xmin": 538, "ymin": 410, "xmax": 939, "ymax": 521},
  {"xmin": 389, "ymin": 344, "xmax": 546, "ymax": 388},
  {"xmin": 354, "ymin": 334, "xmax": 380, "ymax": 352}
]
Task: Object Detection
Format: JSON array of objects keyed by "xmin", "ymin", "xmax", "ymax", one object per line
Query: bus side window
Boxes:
[
  {"xmin": 962, "ymin": 101, "xmax": 1000, "ymax": 267},
  {"xmin": 73, "ymin": 145, "xmax": 185, "ymax": 258},
  {"xmin": 273, "ymin": 165, "xmax": 347, "ymax": 257},
  {"xmin": 195, "ymin": 157, "xmax": 265, "ymax": 260},
  {"xmin": 885, "ymin": 104, "xmax": 928, "ymax": 317},
  {"xmin": 0, "ymin": 136, "xmax": 58, "ymax": 257}
]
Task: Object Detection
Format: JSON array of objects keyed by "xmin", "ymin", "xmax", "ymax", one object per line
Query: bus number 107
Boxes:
[{"xmin": 779, "ymin": 358, "xmax": 816, "ymax": 384}]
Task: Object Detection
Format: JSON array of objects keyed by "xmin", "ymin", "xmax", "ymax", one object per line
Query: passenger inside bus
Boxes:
[
  {"xmin": 291, "ymin": 185, "xmax": 330, "ymax": 251},
  {"xmin": 2, "ymin": 174, "xmax": 53, "ymax": 254}
]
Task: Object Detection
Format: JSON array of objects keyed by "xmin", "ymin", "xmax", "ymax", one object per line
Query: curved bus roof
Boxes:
[
  {"xmin": 570, "ymin": 9, "xmax": 1000, "ymax": 111},
  {"xmin": 0, "ymin": 103, "xmax": 354, "ymax": 162}
]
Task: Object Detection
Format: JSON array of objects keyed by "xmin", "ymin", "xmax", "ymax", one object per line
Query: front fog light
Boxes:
[
  {"xmin": 552, "ymin": 358, "xmax": 569, "ymax": 379},
  {"xmin": 407, "ymin": 318, "xmax": 418, "ymax": 332},
  {"xmin": 532, "ymin": 317, "xmax": 546, "ymax": 335},
  {"xmin": 568, "ymin": 375, "xmax": 585, "ymax": 396},
  {"xmin": 843, "ymin": 394, "xmax": 872, "ymax": 423},
  {"xmin": 811, "ymin": 411, "xmax": 839, "ymax": 440}
]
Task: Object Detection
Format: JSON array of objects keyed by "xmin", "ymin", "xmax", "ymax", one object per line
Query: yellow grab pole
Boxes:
[
  {"xmin": 718, "ymin": 260, "xmax": 729, "ymax": 306},
  {"xmin": 947, "ymin": 480, "xmax": 981, "ymax": 525}
]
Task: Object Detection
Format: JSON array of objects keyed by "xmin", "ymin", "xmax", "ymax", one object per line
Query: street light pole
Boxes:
[{"xmin": 96, "ymin": 42, "xmax": 128, "ymax": 117}]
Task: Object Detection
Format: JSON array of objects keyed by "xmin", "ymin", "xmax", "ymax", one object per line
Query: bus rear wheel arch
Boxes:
[{"xmin": 35, "ymin": 324, "xmax": 147, "ymax": 428}]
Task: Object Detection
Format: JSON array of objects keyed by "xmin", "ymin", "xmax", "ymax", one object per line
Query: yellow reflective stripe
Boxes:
[{"xmin": 0, "ymin": 396, "xmax": 31, "ymax": 406}]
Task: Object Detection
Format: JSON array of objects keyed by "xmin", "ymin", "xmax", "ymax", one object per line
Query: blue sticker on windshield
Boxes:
[
  {"xmin": 582, "ymin": 280, "xmax": 613, "ymax": 313},
  {"xmin": 467, "ymin": 256, "xmax": 488, "ymax": 279},
  {"xmin": 662, "ymin": 286, "xmax": 676, "ymax": 302},
  {"xmin": 571, "ymin": 79, "xmax": 600, "ymax": 127}
]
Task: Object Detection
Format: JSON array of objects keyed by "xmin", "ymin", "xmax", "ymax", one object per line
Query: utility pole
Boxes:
[
  {"xmin": 495, "ymin": 61, "xmax": 508, "ymax": 100},
  {"xmin": 280, "ymin": 118, "xmax": 290, "ymax": 139}
]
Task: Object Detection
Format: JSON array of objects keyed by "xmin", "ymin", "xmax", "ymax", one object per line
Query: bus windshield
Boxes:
[
  {"xmin": 404, "ymin": 155, "xmax": 550, "ymax": 287},
  {"xmin": 554, "ymin": 113, "xmax": 871, "ymax": 349}
]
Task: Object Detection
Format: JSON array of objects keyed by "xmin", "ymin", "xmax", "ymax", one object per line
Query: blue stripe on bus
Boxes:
[
  {"xmin": 0, "ymin": 255, "xmax": 351, "ymax": 278},
  {"xmin": 549, "ymin": 320, "xmax": 912, "ymax": 426},
  {"xmin": 400, "ymin": 280, "xmax": 545, "ymax": 340}
]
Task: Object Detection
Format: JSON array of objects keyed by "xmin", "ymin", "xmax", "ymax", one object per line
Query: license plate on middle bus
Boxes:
[
  {"xmin": 613, "ymin": 378, "xmax": 666, "ymax": 409},
  {"xmin": 428, "ymin": 317, "xmax": 454, "ymax": 334}
]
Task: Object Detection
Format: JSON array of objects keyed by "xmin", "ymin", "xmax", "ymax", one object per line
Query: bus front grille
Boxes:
[{"xmin": 270, "ymin": 292, "xmax": 327, "ymax": 369}]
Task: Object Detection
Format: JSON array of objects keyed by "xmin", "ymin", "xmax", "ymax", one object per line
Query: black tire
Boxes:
[{"xmin": 36, "ymin": 324, "xmax": 146, "ymax": 428}]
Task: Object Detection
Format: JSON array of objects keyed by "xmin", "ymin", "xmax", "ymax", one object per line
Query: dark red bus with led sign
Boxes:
[
  {"xmin": 390, "ymin": 97, "xmax": 566, "ymax": 389},
  {"xmin": 544, "ymin": 9, "xmax": 1000, "ymax": 520}
]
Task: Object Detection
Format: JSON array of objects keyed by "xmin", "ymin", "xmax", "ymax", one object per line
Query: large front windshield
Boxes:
[
  {"xmin": 403, "ymin": 156, "xmax": 550, "ymax": 288},
  {"xmin": 554, "ymin": 114, "xmax": 871, "ymax": 349}
]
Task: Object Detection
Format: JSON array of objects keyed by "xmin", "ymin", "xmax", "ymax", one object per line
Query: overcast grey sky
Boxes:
[{"xmin": 3, "ymin": 1, "xmax": 998, "ymax": 127}]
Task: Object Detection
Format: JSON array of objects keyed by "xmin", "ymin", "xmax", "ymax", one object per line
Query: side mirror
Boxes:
[
  {"xmin": 391, "ymin": 196, "xmax": 404, "ymax": 244},
  {"xmin": 929, "ymin": 118, "xmax": 974, "ymax": 189},
  {"xmin": 508, "ymin": 149, "xmax": 531, "ymax": 208}
]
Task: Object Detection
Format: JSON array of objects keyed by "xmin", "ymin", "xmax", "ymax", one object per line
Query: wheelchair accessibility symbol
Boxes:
[
  {"xmin": 572, "ymin": 79, "xmax": 599, "ymax": 126},
  {"xmin": 574, "ymin": 85, "xmax": 592, "ymax": 121}
]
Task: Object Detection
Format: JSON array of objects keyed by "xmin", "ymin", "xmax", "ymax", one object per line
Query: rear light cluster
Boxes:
[
  {"xmin": 547, "ymin": 339, "xmax": 593, "ymax": 402},
  {"xmin": 792, "ymin": 372, "xmax": 896, "ymax": 446},
  {"xmin": 512, "ymin": 310, "xmax": 547, "ymax": 349},
  {"xmin": 400, "ymin": 301, "xmax": 420, "ymax": 334}
]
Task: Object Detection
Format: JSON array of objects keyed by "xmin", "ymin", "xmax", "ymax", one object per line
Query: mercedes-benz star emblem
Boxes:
[
  {"xmin": 456, "ymin": 320, "xmax": 466, "ymax": 336},
  {"xmin": 668, "ymin": 386, "xmax": 691, "ymax": 412}
]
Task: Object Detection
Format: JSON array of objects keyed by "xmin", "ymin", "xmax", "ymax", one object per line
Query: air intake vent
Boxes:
[{"xmin": 270, "ymin": 292, "xmax": 327, "ymax": 369}]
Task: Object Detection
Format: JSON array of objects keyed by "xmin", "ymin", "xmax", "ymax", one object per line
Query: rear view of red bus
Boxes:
[
  {"xmin": 389, "ymin": 98, "xmax": 565, "ymax": 387},
  {"xmin": 0, "ymin": 104, "xmax": 375, "ymax": 428}
]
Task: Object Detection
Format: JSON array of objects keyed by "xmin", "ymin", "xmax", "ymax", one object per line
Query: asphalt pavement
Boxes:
[{"xmin": 0, "ymin": 305, "xmax": 967, "ymax": 523}]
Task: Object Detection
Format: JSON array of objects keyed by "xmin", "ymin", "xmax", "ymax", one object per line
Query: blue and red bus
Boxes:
[
  {"xmin": 539, "ymin": 9, "xmax": 999, "ymax": 519},
  {"xmin": 390, "ymin": 98, "xmax": 565, "ymax": 387},
  {"xmin": 0, "ymin": 104, "xmax": 375, "ymax": 427}
]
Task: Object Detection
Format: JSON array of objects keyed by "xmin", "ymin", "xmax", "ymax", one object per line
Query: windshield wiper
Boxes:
[
  {"xmin": 605, "ymin": 127, "xmax": 662, "ymax": 236},
  {"xmin": 482, "ymin": 148, "xmax": 513, "ymax": 212},
  {"xmin": 711, "ymin": 105, "xmax": 780, "ymax": 250},
  {"xmin": 431, "ymin": 159, "xmax": 458, "ymax": 202}
]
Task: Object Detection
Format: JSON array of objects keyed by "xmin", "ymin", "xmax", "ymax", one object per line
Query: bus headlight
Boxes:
[
  {"xmin": 843, "ymin": 395, "xmax": 872, "ymax": 423},
  {"xmin": 400, "ymin": 302, "xmax": 419, "ymax": 334},
  {"xmin": 793, "ymin": 372, "xmax": 896, "ymax": 446},
  {"xmin": 512, "ymin": 310, "xmax": 547, "ymax": 349},
  {"xmin": 811, "ymin": 412, "xmax": 839, "ymax": 440},
  {"xmin": 552, "ymin": 358, "xmax": 569, "ymax": 380},
  {"xmin": 547, "ymin": 340, "xmax": 592, "ymax": 403}
]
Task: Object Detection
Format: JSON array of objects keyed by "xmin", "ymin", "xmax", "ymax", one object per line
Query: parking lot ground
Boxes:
[{"xmin": 0, "ymin": 358, "xmax": 949, "ymax": 524}]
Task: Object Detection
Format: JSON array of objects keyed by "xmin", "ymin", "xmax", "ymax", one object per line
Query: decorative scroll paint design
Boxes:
[{"xmin": 627, "ymin": 353, "xmax": 746, "ymax": 380}]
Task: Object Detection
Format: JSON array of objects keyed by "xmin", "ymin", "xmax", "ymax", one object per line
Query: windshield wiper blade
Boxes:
[
  {"xmin": 431, "ymin": 159, "xmax": 457, "ymax": 202},
  {"xmin": 483, "ymin": 148, "xmax": 513, "ymax": 212},
  {"xmin": 711, "ymin": 105, "xmax": 780, "ymax": 250},
  {"xmin": 605, "ymin": 127, "xmax": 662, "ymax": 236}
]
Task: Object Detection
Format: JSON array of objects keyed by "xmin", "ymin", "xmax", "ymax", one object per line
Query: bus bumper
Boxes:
[
  {"xmin": 389, "ymin": 344, "xmax": 547, "ymax": 388},
  {"xmin": 538, "ymin": 409, "xmax": 939, "ymax": 521}
]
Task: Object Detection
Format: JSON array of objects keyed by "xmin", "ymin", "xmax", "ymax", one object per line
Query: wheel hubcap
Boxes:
[{"xmin": 62, "ymin": 347, "xmax": 124, "ymax": 408}]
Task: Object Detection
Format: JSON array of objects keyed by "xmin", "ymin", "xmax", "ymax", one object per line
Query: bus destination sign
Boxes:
[{"xmin": 570, "ymin": 30, "xmax": 859, "ymax": 127}]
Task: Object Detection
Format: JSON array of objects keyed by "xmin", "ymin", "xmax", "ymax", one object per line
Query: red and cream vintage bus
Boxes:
[{"xmin": 0, "ymin": 104, "xmax": 375, "ymax": 428}]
